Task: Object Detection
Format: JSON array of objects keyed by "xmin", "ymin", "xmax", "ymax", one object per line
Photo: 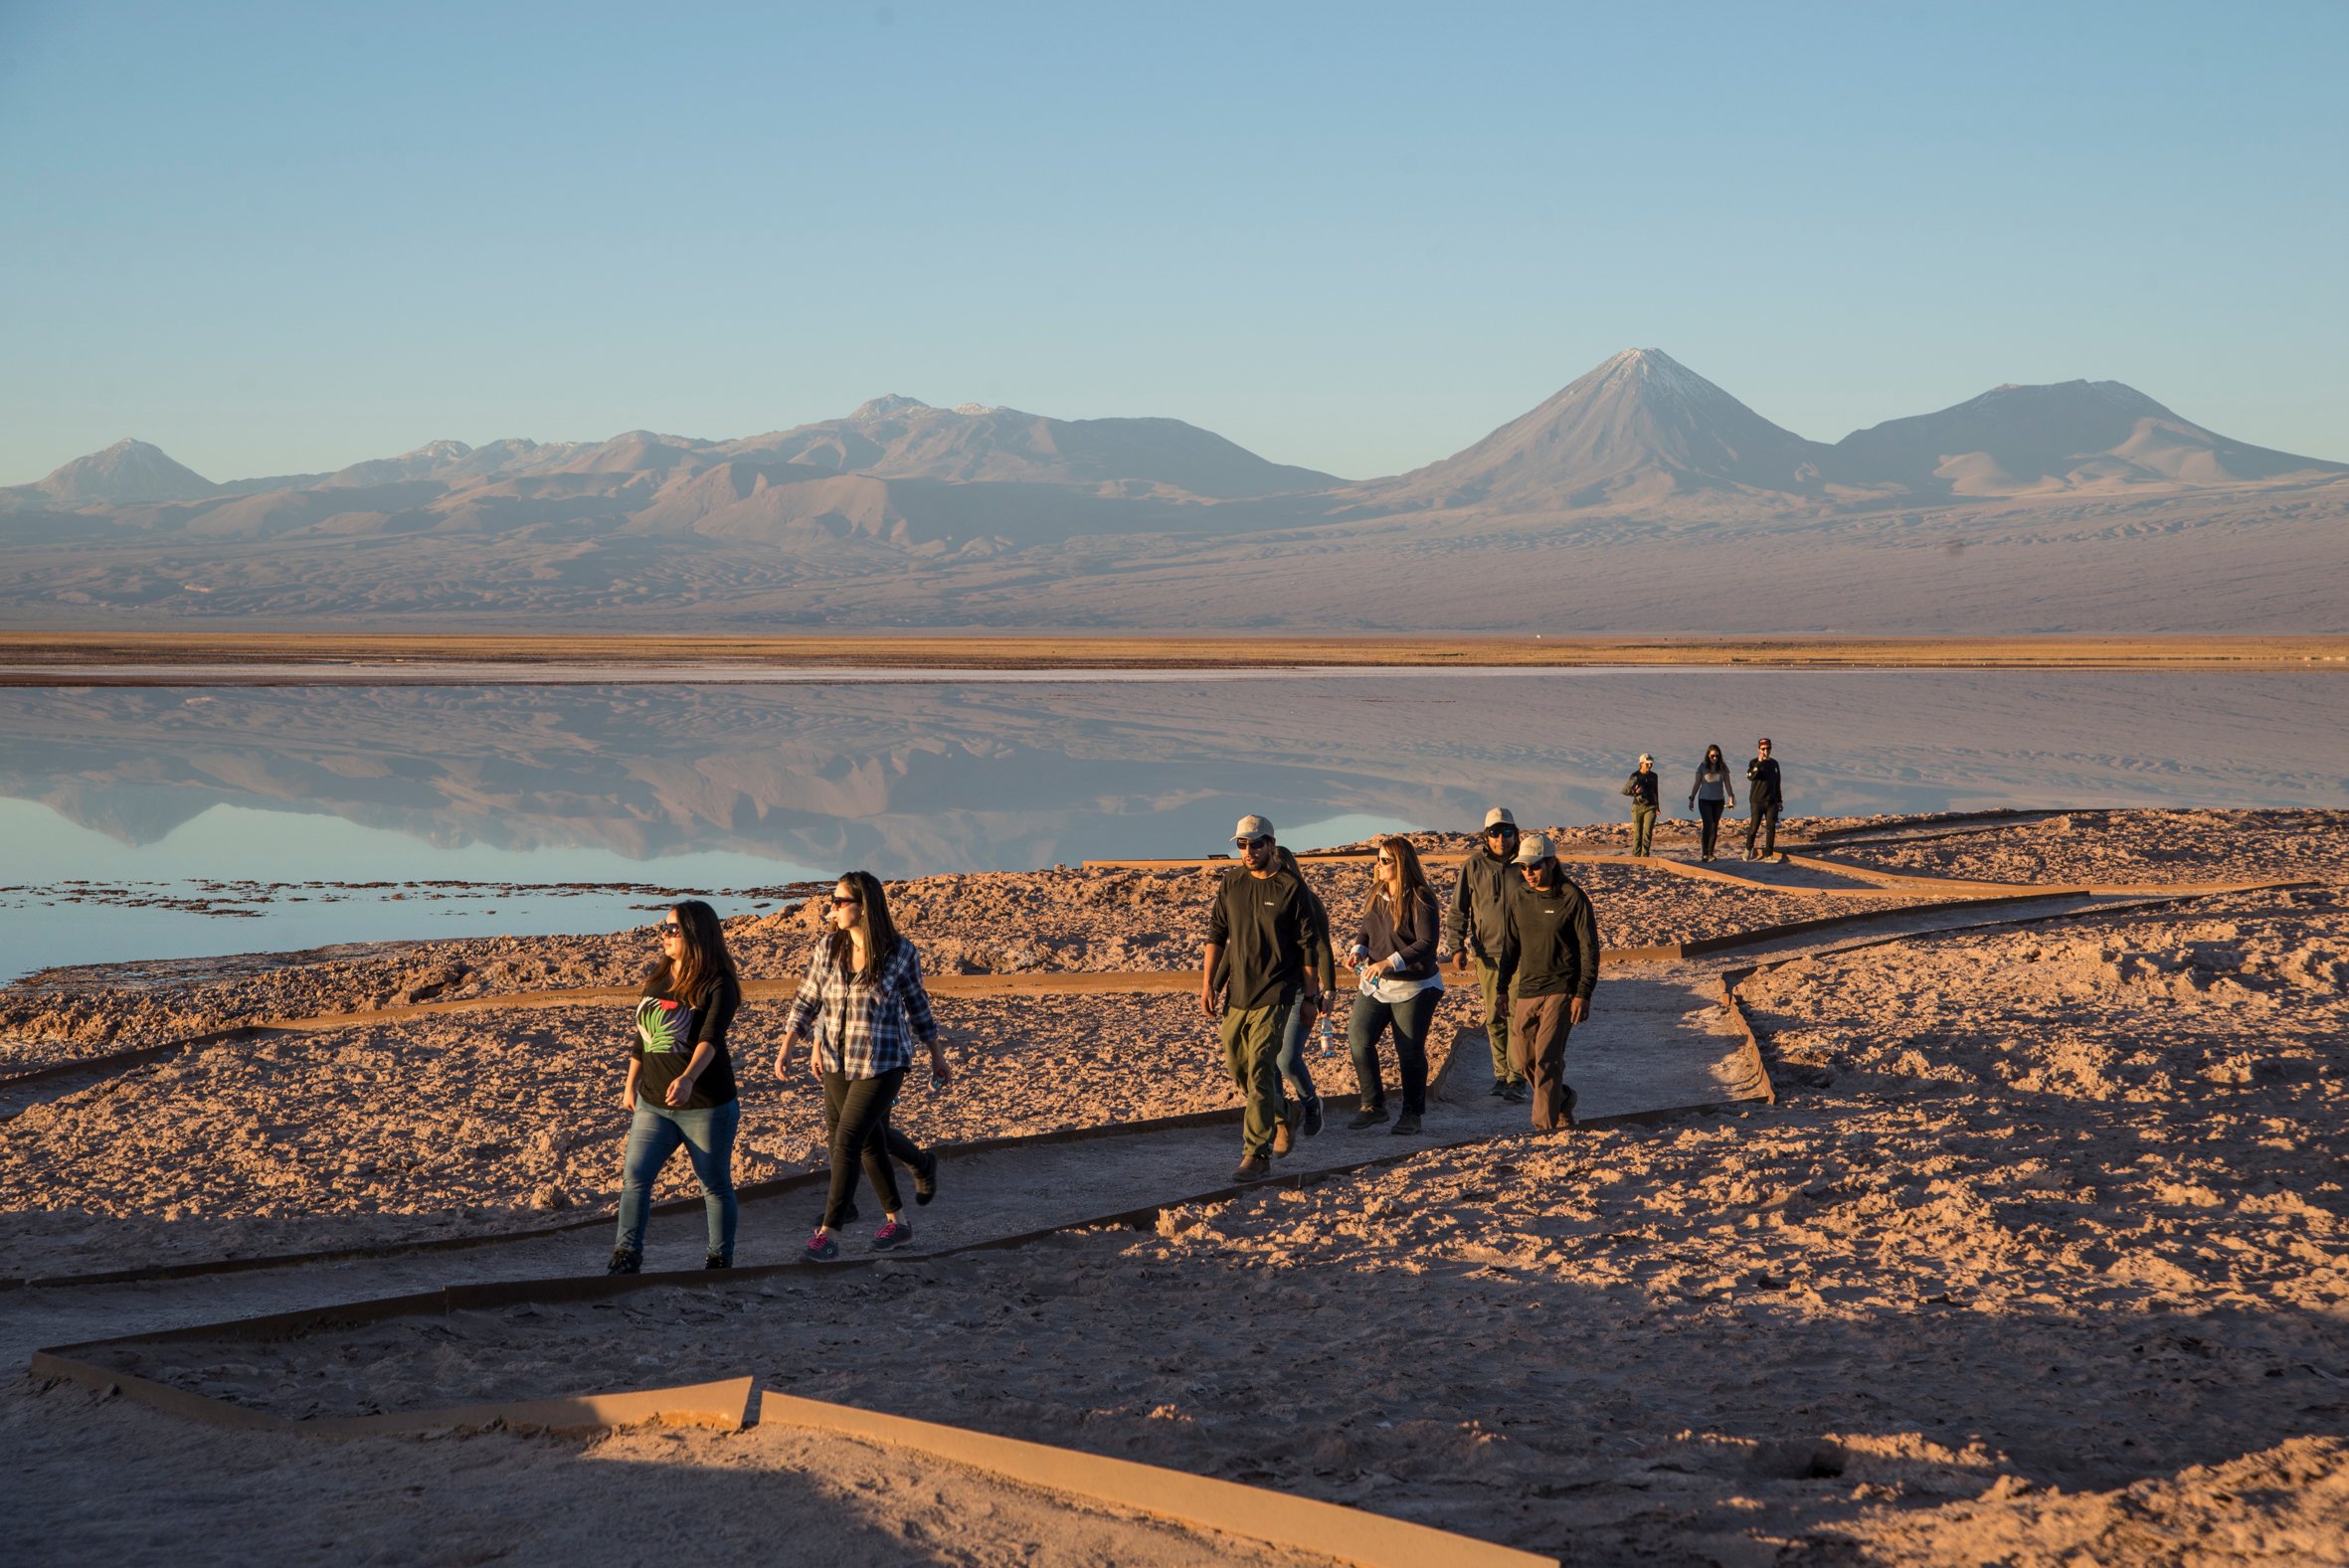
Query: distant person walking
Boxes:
[
  {"xmin": 1688, "ymin": 744, "xmax": 1735, "ymax": 862},
  {"xmin": 777, "ymin": 870, "xmax": 950, "ymax": 1261},
  {"xmin": 1744, "ymin": 738, "xmax": 1784, "ymax": 860},
  {"xmin": 1497, "ymin": 834, "xmax": 1600, "ymax": 1132},
  {"xmin": 1445, "ymin": 807, "xmax": 1529, "ymax": 1104},
  {"xmin": 1200, "ymin": 814, "xmax": 1326, "ymax": 1182},
  {"xmin": 610, "ymin": 900, "xmax": 743, "ymax": 1275},
  {"xmin": 1622, "ymin": 754, "xmax": 1661, "ymax": 856},
  {"xmin": 1345, "ymin": 836, "xmax": 1444, "ymax": 1134}
]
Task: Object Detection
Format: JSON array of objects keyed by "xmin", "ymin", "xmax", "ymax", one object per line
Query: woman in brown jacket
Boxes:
[{"xmin": 1345, "ymin": 836, "xmax": 1444, "ymax": 1134}]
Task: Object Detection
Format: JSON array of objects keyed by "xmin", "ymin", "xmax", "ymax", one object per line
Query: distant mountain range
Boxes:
[{"xmin": 5, "ymin": 352, "xmax": 2344, "ymax": 631}]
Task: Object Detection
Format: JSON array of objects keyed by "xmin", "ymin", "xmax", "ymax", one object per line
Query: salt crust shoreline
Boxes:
[{"xmin": 7, "ymin": 805, "xmax": 2348, "ymax": 1565}]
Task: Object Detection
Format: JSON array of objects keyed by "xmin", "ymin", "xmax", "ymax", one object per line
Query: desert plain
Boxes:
[{"xmin": 3, "ymin": 802, "xmax": 2346, "ymax": 1565}]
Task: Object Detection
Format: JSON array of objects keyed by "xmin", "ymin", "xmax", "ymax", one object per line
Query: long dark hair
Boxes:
[
  {"xmin": 661, "ymin": 899, "xmax": 738, "ymax": 1005},
  {"xmin": 1365, "ymin": 836, "xmax": 1431, "ymax": 935},
  {"xmin": 1700, "ymin": 743, "xmax": 1725, "ymax": 773},
  {"xmin": 822, "ymin": 869, "xmax": 902, "ymax": 983}
]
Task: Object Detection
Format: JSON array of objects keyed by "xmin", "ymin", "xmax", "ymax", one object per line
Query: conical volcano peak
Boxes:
[
  {"xmin": 36, "ymin": 436, "xmax": 222, "ymax": 503},
  {"xmin": 1378, "ymin": 348, "xmax": 1833, "ymax": 510}
]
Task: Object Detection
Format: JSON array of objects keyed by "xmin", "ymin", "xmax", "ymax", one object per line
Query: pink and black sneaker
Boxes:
[
  {"xmin": 871, "ymin": 1219, "xmax": 914, "ymax": 1251},
  {"xmin": 803, "ymin": 1229, "xmax": 839, "ymax": 1262}
]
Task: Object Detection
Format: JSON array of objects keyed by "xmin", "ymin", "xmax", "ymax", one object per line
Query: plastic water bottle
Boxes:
[{"xmin": 1317, "ymin": 1004, "xmax": 1336, "ymax": 1054}]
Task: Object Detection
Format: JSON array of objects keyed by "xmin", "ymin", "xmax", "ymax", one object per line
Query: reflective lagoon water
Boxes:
[{"xmin": 3, "ymin": 669, "xmax": 2343, "ymax": 980}]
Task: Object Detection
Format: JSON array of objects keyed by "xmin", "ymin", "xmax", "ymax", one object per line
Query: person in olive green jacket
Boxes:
[
  {"xmin": 1200, "ymin": 813, "xmax": 1327, "ymax": 1182},
  {"xmin": 1495, "ymin": 832, "xmax": 1600, "ymax": 1132},
  {"xmin": 1443, "ymin": 805, "xmax": 1529, "ymax": 1104}
]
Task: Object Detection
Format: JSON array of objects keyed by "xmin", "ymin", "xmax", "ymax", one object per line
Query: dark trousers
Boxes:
[
  {"xmin": 819, "ymin": 1080, "xmax": 928, "ymax": 1177},
  {"xmin": 1350, "ymin": 988, "xmax": 1437, "ymax": 1116},
  {"xmin": 1745, "ymin": 806, "xmax": 1780, "ymax": 858},
  {"xmin": 1697, "ymin": 798, "xmax": 1725, "ymax": 857},
  {"xmin": 1508, "ymin": 992, "xmax": 1576, "ymax": 1132},
  {"xmin": 819, "ymin": 1067, "xmax": 907, "ymax": 1229}
]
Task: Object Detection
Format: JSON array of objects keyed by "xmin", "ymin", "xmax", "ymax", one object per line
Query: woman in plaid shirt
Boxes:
[{"xmin": 776, "ymin": 870, "xmax": 951, "ymax": 1260}]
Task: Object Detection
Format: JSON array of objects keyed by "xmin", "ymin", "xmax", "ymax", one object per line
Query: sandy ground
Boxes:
[
  {"xmin": 0, "ymin": 988, "xmax": 1354, "ymax": 1281},
  {"xmin": 9, "ymin": 630, "xmax": 2343, "ymax": 672},
  {"xmin": 1820, "ymin": 806, "xmax": 2349, "ymax": 888},
  {"xmin": 6, "ymin": 809, "xmax": 2346, "ymax": 1565}
]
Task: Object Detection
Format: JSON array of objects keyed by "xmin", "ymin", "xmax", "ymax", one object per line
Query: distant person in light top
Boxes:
[
  {"xmin": 1688, "ymin": 744, "xmax": 1735, "ymax": 862},
  {"xmin": 1444, "ymin": 806, "xmax": 1530, "ymax": 1104},
  {"xmin": 1200, "ymin": 814, "xmax": 1326, "ymax": 1182},
  {"xmin": 610, "ymin": 900, "xmax": 743, "ymax": 1275},
  {"xmin": 1744, "ymin": 738, "xmax": 1784, "ymax": 860},
  {"xmin": 1621, "ymin": 754, "xmax": 1661, "ymax": 856},
  {"xmin": 1495, "ymin": 833, "xmax": 1600, "ymax": 1132},
  {"xmin": 776, "ymin": 870, "xmax": 950, "ymax": 1261},
  {"xmin": 1345, "ymin": 836, "xmax": 1444, "ymax": 1135}
]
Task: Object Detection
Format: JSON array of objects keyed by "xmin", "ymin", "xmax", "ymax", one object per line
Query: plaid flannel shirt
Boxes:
[{"xmin": 784, "ymin": 938, "xmax": 938, "ymax": 1080}]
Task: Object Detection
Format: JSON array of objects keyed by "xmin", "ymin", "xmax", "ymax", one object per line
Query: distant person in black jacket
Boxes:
[
  {"xmin": 1496, "ymin": 833, "xmax": 1599, "ymax": 1132},
  {"xmin": 1445, "ymin": 806, "xmax": 1528, "ymax": 1102},
  {"xmin": 1744, "ymin": 738, "xmax": 1783, "ymax": 860},
  {"xmin": 1621, "ymin": 754, "xmax": 1661, "ymax": 856}
]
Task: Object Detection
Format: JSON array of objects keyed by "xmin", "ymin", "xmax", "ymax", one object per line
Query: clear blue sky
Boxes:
[{"xmin": 4, "ymin": 0, "xmax": 2344, "ymax": 485}]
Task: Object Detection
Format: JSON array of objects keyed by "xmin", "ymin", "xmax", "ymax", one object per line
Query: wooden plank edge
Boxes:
[{"xmin": 755, "ymin": 1386, "xmax": 1556, "ymax": 1568}]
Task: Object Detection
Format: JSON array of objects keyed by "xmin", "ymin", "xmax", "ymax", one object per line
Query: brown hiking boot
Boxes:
[{"xmin": 1273, "ymin": 1120, "xmax": 1295, "ymax": 1156}]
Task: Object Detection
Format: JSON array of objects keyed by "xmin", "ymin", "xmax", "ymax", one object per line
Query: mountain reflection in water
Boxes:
[{"xmin": 7, "ymin": 671, "xmax": 2345, "ymax": 876}]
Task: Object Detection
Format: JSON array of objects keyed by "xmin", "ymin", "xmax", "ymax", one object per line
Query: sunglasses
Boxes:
[
  {"xmin": 1375, "ymin": 855, "xmax": 1394, "ymax": 865},
  {"xmin": 1234, "ymin": 835, "xmax": 1272, "ymax": 850},
  {"xmin": 1520, "ymin": 859, "xmax": 1555, "ymax": 872},
  {"xmin": 659, "ymin": 924, "xmax": 682, "ymax": 940},
  {"xmin": 829, "ymin": 895, "xmax": 861, "ymax": 909}
]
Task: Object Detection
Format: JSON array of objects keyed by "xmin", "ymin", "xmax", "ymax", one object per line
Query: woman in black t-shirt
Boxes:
[{"xmin": 609, "ymin": 899, "xmax": 743, "ymax": 1274}]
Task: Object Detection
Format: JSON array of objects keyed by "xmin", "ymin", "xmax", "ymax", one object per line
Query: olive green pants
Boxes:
[
  {"xmin": 1475, "ymin": 958, "xmax": 1521, "ymax": 1085},
  {"xmin": 1221, "ymin": 999, "xmax": 1292, "ymax": 1160},
  {"xmin": 1631, "ymin": 802, "xmax": 1658, "ymax": 856}
]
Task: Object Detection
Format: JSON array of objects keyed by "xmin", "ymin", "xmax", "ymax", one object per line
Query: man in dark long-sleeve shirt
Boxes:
[
  {"xmin": 1495, "ymin": 832, "xmax": 1600, "ymax": 1132},
  {"xmin": 1744, "ymin": 738, "xmax": 1784, "ymax": 860},
  {"xmin": 1201, "ymin": 813, "xmax": 1325, "ymax": 1181},
  {"xmin": 1444, "ymin": 806, "xmax": 1529, "ymax": 1103}
]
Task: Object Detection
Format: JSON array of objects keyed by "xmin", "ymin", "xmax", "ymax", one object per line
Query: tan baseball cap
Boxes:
[
  {"xmin": 1232, "ymin": 813, "xmax": 1274, "ymax": 840},
  {"xmin": 1513, "ymin": 831, "xmax": 1554, "ymax": 865},
  {"xmin": 1482, "ymin": 806, "xmax": 1517, "ymax": 830}
]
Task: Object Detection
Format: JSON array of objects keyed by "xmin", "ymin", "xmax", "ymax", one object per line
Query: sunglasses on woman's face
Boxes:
[
  {"xmin": 830, "ymin": 895, "xmax": 860, "ymax": 909},
  {"xmin": 660, "ymin": 924, "xmax": 682, "ymax": 941},
  {"xmin": 1375, "ymin": 855, "xmax": 1394, "ymax": 865}
]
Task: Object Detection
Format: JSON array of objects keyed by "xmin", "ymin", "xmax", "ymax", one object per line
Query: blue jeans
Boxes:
[
  {"xmin": 615, "ymin": 1099, "xmax": 740, "ymax": 1262},
  {"xmin": 1274, "ymin": 992, "xmax": 1321, "ymax": 1108},
  {"xmin": 1350, "ymin": 988, "xmax": 1438, "ymax": 1116}
]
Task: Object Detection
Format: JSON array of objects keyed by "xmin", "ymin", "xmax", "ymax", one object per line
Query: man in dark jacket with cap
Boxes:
[
  {"xmin": 1495, "ymin": 832, "xmax": 1599, "ymax": 1132},
  {"xmin": 1445, "ymin": 805, "xmax": 1529, "ymax": 1103},
  {"xmin": 1744, "ymin": 739, "xmax": 1783, "ymax": 860},
  {"xmin": 1201, "ymin": 813, "xmax": 1325, "ymax": 1181}
]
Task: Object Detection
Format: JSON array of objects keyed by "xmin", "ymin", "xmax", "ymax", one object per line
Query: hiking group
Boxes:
[
  {"xmin": 1622, "ymin": 738, "xmax": 1785, "ymax": 861},
  {"xmin": 605, "ymin": 743, "xmax": 1784, "ymax": 1269}
]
